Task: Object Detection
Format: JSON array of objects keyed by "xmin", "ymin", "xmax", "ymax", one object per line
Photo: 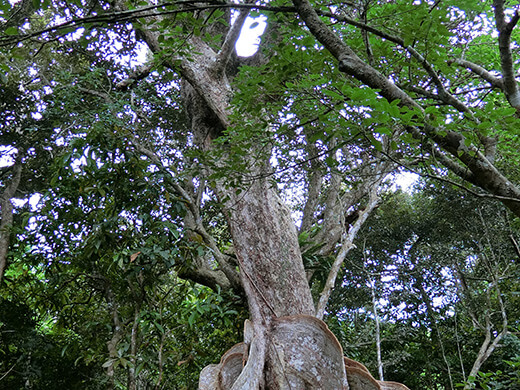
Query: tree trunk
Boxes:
[
  {"xmin": 187, "ymin": 81, "xmax": 350, "ymax": 386},
  {"xmin": 370, "ymin": 278, "xmax": 384, "ymax": 382},
  {"xmin": 183, "ymin": 61, "xmax": 409, "ymax": 390},
  {"xmin": 0, "ymin": 160, "xmax": 22, "ymax": 284},
  {"xmin": 105, "ymin": 284, "xmax": 123, "ymax": 390},
  {"xmin": 119, "ymin": 2, "xmax": 410, "ymax": 386},
  {"xmin": 128, "ymin": 304, "xmax": 140, "ymax": 390}
]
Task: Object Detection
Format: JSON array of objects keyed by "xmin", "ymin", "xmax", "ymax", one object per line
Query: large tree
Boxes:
[{"xmin": 2, "ymin": 0, "xmax": 520, "ymax": 388}]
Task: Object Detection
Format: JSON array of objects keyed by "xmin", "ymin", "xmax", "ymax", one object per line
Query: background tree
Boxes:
[{"xmin": 326, "ymin": 183, "xmax": 520, "ymax": 389}]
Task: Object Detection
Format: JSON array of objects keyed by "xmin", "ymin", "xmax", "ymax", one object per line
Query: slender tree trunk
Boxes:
[
  {"xmin": 154, "ymin": 330, "xmax": 167, "ymax": 390},
  {"xmin": 415, "ymin": 278, "xmax": 454, "ymax": 390},
  {"xmin": 128, "ymin": 304, "xmax": 140, "ymax": 390},
  {"xmin": 316, "ymin": 185, "xmax": 380, "ymax": 320},
  {"xmin": 0, "ymin": 161, "xmax": 22, "ymax": 284},
  {"xmin": 370, "ymin": 278, "xmax": 384, "ymax": 382},
  {"xmin": 463, "ymin": 282, "xmax": 508, "ymax": 389},
  {"xmin": 105, "ymin": 286, "xmax": 123, "ymax": 390}
]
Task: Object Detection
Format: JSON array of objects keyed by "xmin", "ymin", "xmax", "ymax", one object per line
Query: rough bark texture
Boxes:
[
  {"xmin": 183, "ymin": 42, "xmax": 408, "ymax": 390},
  {"xmin": 220, "ymin": 178, "xmax": 315, "ymax": 322}
]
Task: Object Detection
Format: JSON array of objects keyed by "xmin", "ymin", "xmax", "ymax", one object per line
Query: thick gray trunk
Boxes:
[
  {"xmin": 220, "ymin": 175, "xmax": 315, "ymax": 322},
  {"xmin": 186, "ymin": 83, "xmax": 409, "ymax": 389}
]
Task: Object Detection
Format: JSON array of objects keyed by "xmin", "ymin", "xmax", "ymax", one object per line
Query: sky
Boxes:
[{"xmin": 235, "ymin": 15, "xmax": 267, "ymax": 56}]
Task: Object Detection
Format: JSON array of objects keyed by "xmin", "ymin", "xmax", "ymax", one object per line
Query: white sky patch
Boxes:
[
  {"xmin": 236, "ymin": 16, "xmax": 267, "ymax": 57},
  {"xmin": 0, "ymin": 146, "xmax": 17, "ymax": 167},
  {"xmin": 390, "ymin": 171, "xmax": 419, "ymax": 192}
]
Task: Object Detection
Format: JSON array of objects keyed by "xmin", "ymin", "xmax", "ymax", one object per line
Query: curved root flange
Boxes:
[{"xmin": 198, "ymin": 315, "xmax": 409, "ymax": 390}]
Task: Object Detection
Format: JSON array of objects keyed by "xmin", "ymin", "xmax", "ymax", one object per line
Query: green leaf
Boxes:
[
  {"xmin": 324, "ymin": 156, "xmax": 337, "ymax": 167},
  {"xmin": 154, "ymin": 321, "xmax": 165, "ymax": 334},
  {"xmin": 425, "ymin": 106, "xmax": 438, "ymax": 114},
  {"xmin": 4, "ymin": 27, "xmax": 18, "ymax": 35},
  {"xmin": 188, "ymin": 311, "xmax": 196, "ymax": 327}
]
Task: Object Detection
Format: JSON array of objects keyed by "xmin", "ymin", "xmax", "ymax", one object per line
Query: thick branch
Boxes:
[
  {"xmin": 178, "ymin": 264, "xmax": 234, "ymax": 291},
  {"xmin": 115, "ymin": 63, "xmax": 154, "ymax": 91},
  {"xmin": 293, "ymin": 0, "xmax": 520, "ymax": 217}
]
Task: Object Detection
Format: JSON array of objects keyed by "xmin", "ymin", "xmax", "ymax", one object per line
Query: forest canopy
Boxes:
[{"xmin": 1, "ymin": 0, "xmax": 520, "ymax": 389}]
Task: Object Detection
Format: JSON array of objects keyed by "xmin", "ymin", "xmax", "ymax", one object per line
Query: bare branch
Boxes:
[
  {"xmin": 448, "ymin": 58, "xmax": 505, "ymax": 91},
  {"xmin": 77, "ymin": 86, "xmax": 113, "ymax": 103},
  {"xmin": 510, "ymin": 234, "xmax": 520, "ymax": 258},
  {"xmin": 398, "ymin": 84, "xmax": 439, "ymax": 100},
  {"xmin": 316, "ymin": 183, "xmax": 380, "ymax": 320},
  {"xmin": 214, "ymin": 3, "xmax": 251, "ymax": 74}
]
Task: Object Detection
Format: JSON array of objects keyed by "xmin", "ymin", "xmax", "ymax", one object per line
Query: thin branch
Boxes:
[
  {"xmin": 214, "ymin": 2, "xmax": 251, "ymax": 74},
  {"xmin": 448, "ymin": 58, "xmax": 504, "ymax": 91},
  {"xmin": 493, "ymin": 0, "xmax": 520, "ymax": 108},
  {"xmin": 315, "ymin": 183, "xmax": 380, "ymax": 320},
  {"xmin": 127, "ymin": 136, "xmax": 241, "ymax": 290},
  {"xmin": 398, "ymin": 83, "xmax": 439, "ymax": 100},
  {"xmin": 383, "ymin": 148, "xmax": 520, "ymax": 204},
  {"xmin": 0, "ymin": 362, "xmax": 17, "ymax": 381},
  {"xmin": 510, "ymin": 234, "xmax": 520, "ymax": 258},
  {"xmin": 0, "ymin": 1, "xmax": 294, "ymax": 48}
]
